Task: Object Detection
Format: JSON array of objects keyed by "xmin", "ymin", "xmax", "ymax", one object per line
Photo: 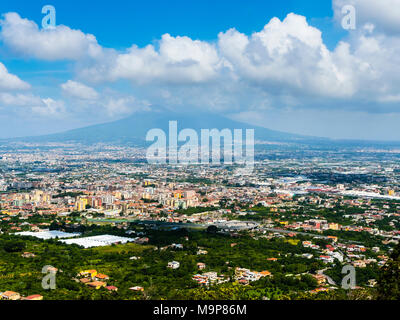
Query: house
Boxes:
[
  {"xmin": 353, "ymin": 260, "xmax": 367, "ymax": 268},
  {"xmin": 302, "ymin": 241, "xmax": 312, "ymax": 247},
  {"xmin": 192, "ymin": 275, "xmax": 209, "ymax": 285},
  {"xmin": 23, "ymin": 294, "xmax": 43, "ymax": 300},
  {"xmin": 167, "ymin": 261, "xmax": 180, "ymax": 269},
  {"xmin": 235, "ymin": 267, "xmax": 271, "ymax": 283},
  {"xmin": 80, "ymin": 278, "xmax": 91, "ymax": 284},
  {"xmin": 203, "ymin": 272, "xmax": 218, "ymax": 281},
  {"xmin": 197, "ymin": 262, "xmax": 206, "ymax": 270},
  {"xmin": 79, "ymin": 270, "xmax": 97, "ymax": 278},
  {"xmin": 86, "ymin": 281, "xmax": 107, "ymax": 289},
  {"xmin": 319, "ymin": 255, "xmax": 334, "ymax": 264},
  {"xmin": 129, "ymin": 286, "xmax": 144, "ymax": 291},
  {"xmin": 95, "ymin": 273, "xmax": 109, "ymax": 281},
  {"xmin": 1, "ymin": 291, "xmax": 21, "ymax": 300},
  {"xmin": 105, "ymin": 286, "xmax": 118, "ymax": 292},
  {"xmin": 21, "ymin": 252, "xmax": 36, "ymax": 258}
]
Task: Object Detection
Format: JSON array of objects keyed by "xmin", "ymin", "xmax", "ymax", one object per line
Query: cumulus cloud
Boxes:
[
  {"xmin": 333, "ymin": 0, "xmax": 400, "ymax": 34},
  {"xmin": 0, "ymin": 92, "xmax": 41, "ymax": 107},
  {"xmin": 3, "ymin": 10, "xmax": 400, "ymax": 113},
  {"xmin": 0, "ymin": 12, "xmax": 103, "ymax": 60},
  {"xmin": 74, "ymin": 13, "xmax": 361, "ymax": 110},
  {"xmin": 102, "ymin": 97, "xmax": 139, "ymax": 116},
  {"xmin": 59, "ymin": 83, "xmax": 151, "ymax": 117},
  {"xmin": 61, "ymin": 80, "xmax": 99, "ymax": 100},
  {"xmin": 217, "ymin": 12, "xmax": 400, "ymax": 109},
  {"xmin": 2, "ymin": 7, "xmax": 400, "ymax": 123},
  {"xmin": 76, "ymin": 12, "xmax": 400, "ymax": 113},
  {"xmin": 0, "ymin": 62, "xmax": 30, "ymax": 91},
  {"xmin": 0, "ymin": 92, "xmax": 65, "ymax": 117},
  {"xmin": 218, "ymin": 14, "xmax": 356, "ymax": 99},
  {"xmin": 80, "ymin": 33, "xmax": 222, "ymax": 84},
  {"xmin": 32, "ymin": 98, "xmax": 65, "ymax": 116}
]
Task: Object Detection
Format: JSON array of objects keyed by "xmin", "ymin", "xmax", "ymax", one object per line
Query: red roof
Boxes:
[{"xmin": 105, "ymin": 286, "xmax": 118, "ymax": 290}]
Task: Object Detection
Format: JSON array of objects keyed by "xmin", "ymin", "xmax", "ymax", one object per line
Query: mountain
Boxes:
[{"xmin": 7, "ymin": 110, "xmax": 316, "ymax": 146}]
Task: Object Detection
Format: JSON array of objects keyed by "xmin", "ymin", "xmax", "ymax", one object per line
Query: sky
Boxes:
[{"xmin": 0, "ymin": 0, "xmax": 400, "ymax": 140}]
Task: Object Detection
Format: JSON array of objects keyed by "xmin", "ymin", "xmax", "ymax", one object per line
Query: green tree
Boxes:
[{"xmin": 377, "ymin": 244, "xmax": 400, "ymax": 300}]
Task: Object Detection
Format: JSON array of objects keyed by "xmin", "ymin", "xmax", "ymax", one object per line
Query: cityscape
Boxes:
[
  {"xmin": 0, "ymin": 141, "xmax": 400, "ymax": 300},
  {"xmin": 0, "ymin": 0, "xmax": 400, "ymax": 311}
]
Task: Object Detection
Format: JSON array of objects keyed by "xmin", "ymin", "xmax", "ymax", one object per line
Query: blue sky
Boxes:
[
  {"xmin": 1, "ymin": 0, "xmax": 343, "ymax": 79},
  {"xmin": 0, "ymin": 1, "xmax": 339, "ymax": 46},
  {"xmin": 0, "ymin": 0, "xmax": 400, "ymax": 140}
]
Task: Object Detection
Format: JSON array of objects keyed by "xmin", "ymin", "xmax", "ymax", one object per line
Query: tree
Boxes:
[
  {"xmin": 377, "ymin": 243, "xmax": 400, "ymax": 300},
  {"xmin": 3, "ymin": 240, "xmax": 26, "ymax": 253},
  {"xmin": 206, "ymin": 225, "xmax": 218, "ymax": 234}
]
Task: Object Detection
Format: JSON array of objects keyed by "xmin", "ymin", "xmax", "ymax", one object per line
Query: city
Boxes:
[
  {"xmin": 0, "ymin": 0, "xmax": 400, "ymax": 314},
  {"xmin": 0, "ymin": 142, "xmax": 399, "ymax": 300}
]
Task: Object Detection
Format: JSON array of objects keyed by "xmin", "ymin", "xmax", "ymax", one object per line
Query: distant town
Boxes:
[{"xmin": 0, "ymin": 142, "xmax": 399, "ymax": 300}]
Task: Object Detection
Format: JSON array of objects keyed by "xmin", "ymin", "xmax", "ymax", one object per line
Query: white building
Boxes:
[{"xmin": 167, "ymin": 261, "xmax": 180, "ymax": 269}]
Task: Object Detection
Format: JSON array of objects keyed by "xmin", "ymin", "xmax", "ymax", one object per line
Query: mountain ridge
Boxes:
[
  {"xmin": 5, "ymin": 110, "xmax": 400, "ymax": 147},
  {"xmin": 5, "ymin": 110, "xmax": 318, "ymax": 146}
]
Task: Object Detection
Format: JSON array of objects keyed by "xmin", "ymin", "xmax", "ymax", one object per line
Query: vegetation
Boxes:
[{"xmin": 377, "ymin": 243, "xmax": 400, "ymax": 300}]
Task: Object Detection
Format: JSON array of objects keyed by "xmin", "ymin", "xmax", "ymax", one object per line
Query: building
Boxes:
[
  {"xmin": 130, "ymin": 286, "xmax": 144, "ymax": 291},
  {"xmin": 94, "ymin": 273, "xmax": 109, "ymax": 281},
  {"xmin": 23, "ymin": 294, "xmax": 43, "ymax": 300},
  {"xmin": 197, "ymin": 262, "xmax": 206, "ymax": 270},
  {"xmin": 328, "ymin": 223, "xmax": 339, "ymax": 230},
  {"xmin": 1, "ymin": 291, "xmax": 21, "ymax": 300},
  {"xmin": 167, "ymin": 261, "xmax": 180, "ymax": 269},
  {"xmin": 105, "ymin": 286, "xmax": 118, "ymax": 292}
]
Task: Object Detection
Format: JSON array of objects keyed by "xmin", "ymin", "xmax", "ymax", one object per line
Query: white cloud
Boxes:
[
  {"xmin": 2, "ymin": 8, "xmax": 400, "ymax": 128},
  {"xmin": 0, "ymin": 92, "xmax": 41, "ymax": 107},
  {"xmin": 218, "ymin": 13, "xmax": 356, "ymax": 99},
  {"xmin": 101, "ymin": 96, "xmax": 151, "ymax": 117},
  {"xmin": 4, "ymin": 11, "xmax": 400, "ymax": 112},
  {"xmin": 0, "ymin": 12, "xmax": 103, "ymax": 60},
  {"xmin": 0, "ymin": 92, "xmax": 65, "ymax": 116},
  {"xmin": 80, "ymin": 33, "xmax": 222, "ymax": 84},
  {"xmin": 59, "ymin": 84, "xmax": 151, "ymax": 118},
  {"xmin": 61, "ymin": 80, "xmax": 99, "ymax": 100},
  {"xmin": 0, "ymin": 62, "xmax": 30, "ymax": 90},
  {"xmin": 103, "ymin": 97, "xmax": 135, "ymax": 116},
  {"xmin": 333, "ymin": 0, "xmax": 400, "ymax": 34},
  {"xmin": 79, "ymin": 12, "xmax": 400, "ymax": 111},
  {"xmin": 32, "ymin": 98, "xmax": 65, "ymax": 116}
]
